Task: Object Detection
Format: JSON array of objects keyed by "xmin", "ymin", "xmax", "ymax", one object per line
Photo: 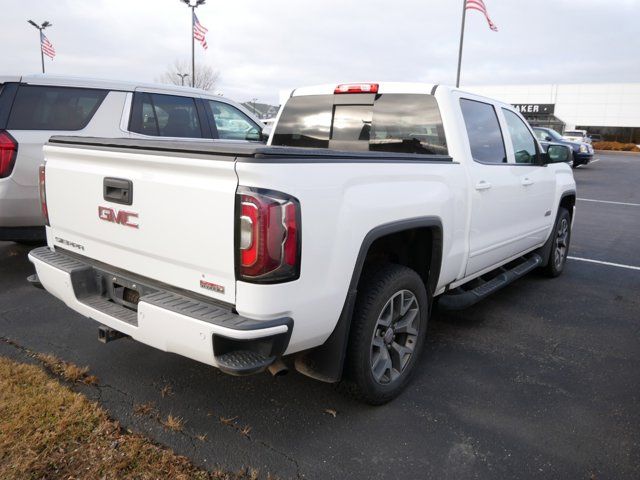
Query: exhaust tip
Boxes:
[{"xmin": 267, "ymin": 359, "xmax": 289, "ymax": 377}]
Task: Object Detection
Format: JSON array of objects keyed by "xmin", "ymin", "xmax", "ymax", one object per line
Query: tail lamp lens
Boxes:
[
  {"xmin": 38, "ymin": 164, "xmax": 49, "ymax": 226},
  {"xmin": 0, "ymin": 130, "xmax": 18, "ymax": 179},
  {"xmin": 237, "ymin": 188, "xmax": 300, "ymax": 283}
]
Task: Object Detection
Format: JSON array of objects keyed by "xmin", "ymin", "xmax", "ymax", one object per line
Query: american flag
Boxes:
[
  {"xmin": 193, "ymin": 13, "xmax": 208, "ymax": 50},
  {"xmin": 40, "ymin": 31, "xmax": 56, "ymax": 59},
  {"xmin": 466, "ymin": 0, "xmax": 498, "ymax": 32}
]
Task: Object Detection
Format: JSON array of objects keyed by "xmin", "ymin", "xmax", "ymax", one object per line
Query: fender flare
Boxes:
[{"xmin": 294, "ymin": 216, "xmax": 443, "ymax": 383}]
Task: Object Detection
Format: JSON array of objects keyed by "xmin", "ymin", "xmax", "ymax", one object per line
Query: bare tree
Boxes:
[{"xmin": 157, "ymin": 59, "xmax": 221, "ymax": 91}]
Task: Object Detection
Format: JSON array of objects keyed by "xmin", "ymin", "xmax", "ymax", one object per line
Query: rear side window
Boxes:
[
  {"xmin": 272, "ymin": 93, "xmax": 447, "ymax": 155},
  {"xmin": 129, "ymin": 92, "xmax": 203, "ymax": 138},
  {"xmin": 460, "ymin": 99, "xmax": 506, "ymax": 164},
  {"xmin": 7, "ymin": 85, "xmax": 107, "ymax": 131}
]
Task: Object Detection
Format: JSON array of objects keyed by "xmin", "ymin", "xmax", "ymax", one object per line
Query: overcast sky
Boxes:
[{"xmin": 3, "ymin": 0, "xmax": 638, "ymax": 104}]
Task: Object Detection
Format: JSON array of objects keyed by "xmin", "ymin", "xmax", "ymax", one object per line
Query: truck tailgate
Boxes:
[{"xmin": 43, "ymin": 142, "xmax": 238, "ymax": 304}]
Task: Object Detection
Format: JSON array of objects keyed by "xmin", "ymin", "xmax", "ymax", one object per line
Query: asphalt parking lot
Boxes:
[{"xmin": 1, "ymin": 152, "xmax": 639, "ymax": 479}]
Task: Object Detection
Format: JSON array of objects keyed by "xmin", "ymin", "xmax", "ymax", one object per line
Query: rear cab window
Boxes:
[
  {"xmin": 271, "ymin": 93, "xmax": 448, "ymax": 155},
  {"xmin": 6, "ymin": 85, "xmax": 107, "ymax": 130}
]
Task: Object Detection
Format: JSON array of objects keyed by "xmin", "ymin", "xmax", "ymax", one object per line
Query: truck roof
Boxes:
[
  {"xmin": 3, "ymin": 74, "xmax": 216, "ymax": 98},
  {"xmin": 289, "ymin": 82, "xmax": 511, "ymax": 107}
]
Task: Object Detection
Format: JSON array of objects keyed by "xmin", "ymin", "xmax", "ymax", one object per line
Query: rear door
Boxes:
[{"xmin": 44, "ymin": 140, "xmax": 238, "ymax": 304}]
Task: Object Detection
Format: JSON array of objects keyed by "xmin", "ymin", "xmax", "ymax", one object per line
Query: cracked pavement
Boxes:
[{"xmin": 1, "ymin": 153, "xmax": 639, "ymax": 479}]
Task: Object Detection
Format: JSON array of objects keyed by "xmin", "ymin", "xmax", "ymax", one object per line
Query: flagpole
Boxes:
[
  {"xmin": 39, "ymin": 32, "xmax": 45, "ymax": 74},
  {"xmin": 191, "ymin": 6, "xmax": 195, "ymax": 87},
  {"xmin": 455, "ymin": 0, "xmax": 467, "ymax": 88}
]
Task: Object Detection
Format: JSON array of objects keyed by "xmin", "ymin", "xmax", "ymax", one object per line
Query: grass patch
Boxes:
[
  {"xmin": 162, "ymin": 414, "xmax": 185, "ymax": 432},
  {"xmin": 0, "ymin": 356, "xmax": 267, "ymax": 479},
  {"xmin": 36, "ymin": 352, "xmax": 98, "ymax": 385}
]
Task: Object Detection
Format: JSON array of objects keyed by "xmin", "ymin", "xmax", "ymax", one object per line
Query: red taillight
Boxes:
[
  {"xmin": 334, "ymin": 83, "xmax": 379, "ymax": 94},
  {"xmin": 237, "ymin": 188, "xmax": 301, "ymax": 283},
  {"xmin": 0, "ymin": 130, "xmax": 18, "ymax": 179},
  {"xmin": 39, "ymin": 164, "xmax": 49, "ymax": 226}
]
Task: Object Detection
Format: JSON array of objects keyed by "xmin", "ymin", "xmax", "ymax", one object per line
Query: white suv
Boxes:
[{"xmin": 0, "ymin": 74, "xmax": 264, "ymax": 242}]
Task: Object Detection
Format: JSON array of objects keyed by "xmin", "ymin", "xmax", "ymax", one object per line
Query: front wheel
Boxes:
[
  {"xmin": 342, "ymin": 263, "xmax": 429, "ymax": 405},
  {"xmin": 545, "ymin": 207, "xmax": 571, "ymax": 277}
]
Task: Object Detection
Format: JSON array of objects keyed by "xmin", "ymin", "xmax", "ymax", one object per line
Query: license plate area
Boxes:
[{"xmin": 103, "ymin": 274, "xmax": 146, "ymax": 311}]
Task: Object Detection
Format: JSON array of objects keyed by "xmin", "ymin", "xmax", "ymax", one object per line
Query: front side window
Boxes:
[
  {"xmin": 502, "ymin": 109, "xmax": 539, "ymax": 164},
  {"xmin": 7, "ymin": 85, "xmax": 107, "ymax": 130},
  {"xmin": 129, "ymin": 92, "xmax": 202, "ymax": 138},
  {"xmin": 208, "ymin": 101, "xmax": 260, "ymax": 140},
  {"xmin": 460, "ymin": 99, "xmax": 506, "ymax": 164}
]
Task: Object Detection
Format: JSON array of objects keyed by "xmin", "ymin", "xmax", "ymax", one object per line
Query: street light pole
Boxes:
[
  {"xmin": 177, "ymin": 73, "xmax": 189, "ymax": 86},
  {"xmin": 180, "ymin": 0, "xmax": 205, "ymax": 88},
  {"xmin": 251, "ymin": 98, "xmax": 258, "ymax": 116},
  {"xmin": 27, "ymin": 20, "xmax": 52, "ymax": 74}
]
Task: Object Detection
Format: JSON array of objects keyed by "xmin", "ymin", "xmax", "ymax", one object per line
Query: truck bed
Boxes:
[{"xmin": 48, "ymin": 136, "xmax": 454, "ymax": 164}]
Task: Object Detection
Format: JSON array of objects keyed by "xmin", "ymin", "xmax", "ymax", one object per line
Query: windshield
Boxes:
[
  {"xmin": 534, "ymin": 128, "xmax": 563, "ymax": 141},
  {"xmin": 564, "ymin": 131, "xmax": 583, "ymax": 137}
]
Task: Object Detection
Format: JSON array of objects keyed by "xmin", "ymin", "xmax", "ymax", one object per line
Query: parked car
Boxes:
[
  {"xmin": 534, "ymin": 127, "xmax": 593, "ymax": 168},
  {"xmin": 29, "ymin": 83, "xmax": 575, "ymax": 404},
  {"xmin": 0, "ymin": 74, "xmax": 264, "ymax": 243},
  {"xmin": 563, "ymin": 129, "xmax": 591, "ymax": 144}
]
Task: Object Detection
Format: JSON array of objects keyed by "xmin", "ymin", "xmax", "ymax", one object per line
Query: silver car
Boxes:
[{"xmin": 0, "ymin": 74, "xmax": 264, "ymax": 242}]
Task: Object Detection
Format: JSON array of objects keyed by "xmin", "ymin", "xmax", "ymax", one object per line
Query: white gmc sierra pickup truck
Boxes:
[{"xmin": 29, "ymin": 83, "xmax": 576, "ymax": 404}]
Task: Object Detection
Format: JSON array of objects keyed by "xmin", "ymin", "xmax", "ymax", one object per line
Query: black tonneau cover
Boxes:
[{"xmin": 47, "ymin": 136, "xmax": 453, "ymax": 164}]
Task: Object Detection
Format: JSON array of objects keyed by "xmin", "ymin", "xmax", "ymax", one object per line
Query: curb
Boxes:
[{"xmin": 594, "ymin": 150, "xmax": 640, "ymax": 156}]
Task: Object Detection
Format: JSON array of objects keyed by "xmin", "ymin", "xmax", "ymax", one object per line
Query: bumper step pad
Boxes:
[{"xmin": 215, "ymin": 350, "xmax": 276, "ymax": 376}]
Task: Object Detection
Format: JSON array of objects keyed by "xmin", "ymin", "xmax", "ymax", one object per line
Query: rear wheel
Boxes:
[
  {"xmin": 545, "ymin": 208, "xmax": 571, "ymax": 277},
  {"xmin": 342, "ymin": 263, "xmax": 428, "ymax": 405}
]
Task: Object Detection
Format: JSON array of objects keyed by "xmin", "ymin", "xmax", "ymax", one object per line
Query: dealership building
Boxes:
[{"xmin": 468, "ymin": 83, "xmax": 640, "ymax": 144}]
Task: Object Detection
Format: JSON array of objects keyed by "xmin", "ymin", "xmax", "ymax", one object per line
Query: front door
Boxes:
[{"xmin": 500, "ymin": 108, "xmax": 556, "ymax": 250}]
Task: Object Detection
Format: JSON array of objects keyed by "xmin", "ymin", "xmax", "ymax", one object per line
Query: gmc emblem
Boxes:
[{"xmin": 98, "ymin": 206, "xmax": 139, "ymax": 229}]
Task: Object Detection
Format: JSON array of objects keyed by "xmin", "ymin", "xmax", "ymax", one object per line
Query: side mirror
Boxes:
[
  {"xmin": 245, "ymin": 127, "xmax": 262, "ymax": 142},
  {"xmin": 545, "ymin": 144, "xmax": 571, "ymax": 164},
  {"xmin": 545, "ymin": 136, "xmax": 553, "ymax": 141}
]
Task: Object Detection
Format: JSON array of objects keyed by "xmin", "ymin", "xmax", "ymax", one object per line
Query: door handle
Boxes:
[
  {"xmin": 521, "ymin": 177, "xmax": 534, "ymax": 186},
  {"xmin": 104, "ymin": 177, "xmax": 133, "ymax": 205},
  {"xmin": 475, "ymin": 181, "xmax": 492, "ymax": 191}
]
